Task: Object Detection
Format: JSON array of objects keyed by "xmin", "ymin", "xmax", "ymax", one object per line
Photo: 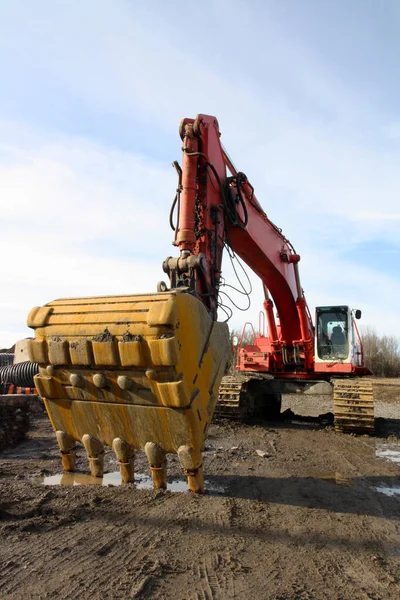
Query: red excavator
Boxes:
[
  {"xmin": 28, "ymin": 114, "xmax": 374, "ymax": 493},
  {"xmin": 216, "ymin": 302, "xmax": 371, "ymax": 426}
]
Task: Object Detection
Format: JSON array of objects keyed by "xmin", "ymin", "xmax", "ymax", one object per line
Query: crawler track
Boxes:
[
  {"xmin": 333, "ymin": 379, "xmax": 375, "ymax": 434},
  {"xmin": 215, "ymin": 375, "xmax": 281, "ymax": 421},
  {"xmin": 215, "ymin": 376, "xmax": 253, "ymax": 421}
]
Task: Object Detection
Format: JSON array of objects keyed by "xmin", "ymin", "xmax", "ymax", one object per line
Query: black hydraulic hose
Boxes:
[
  {"xmin": 169, "ymin": 161, "xmax": 182, "ymax": 238},
  {"xmin": 223, "ymin": 172, "xmax": 249, "ymax": 229},
  {"xmin": 169, "ymin": 193, "xmax": 178, "ymax": 231},
  {"xmin": 180, "ymin": 148, "xmax": 250, "ymax": 231}
]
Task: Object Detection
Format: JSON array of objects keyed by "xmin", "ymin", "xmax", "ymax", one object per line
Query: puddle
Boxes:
[
  {"xmin": 376, "ymin": 444, "xmax": 400, "ymax": 466},
  {"xmin": 315, "ymin": 472, "xmax": 353, "ymax": 486},
  {"xmin": 37, "ymin": 471, "xmax": 225, "ymax": 494},
  {"xmin": 375, "ymin": 486, "xmax": 400, "ymax": 497},
  {"xmin": 39, "ymin": 471, "xmax": 123, "ymax": 487}
]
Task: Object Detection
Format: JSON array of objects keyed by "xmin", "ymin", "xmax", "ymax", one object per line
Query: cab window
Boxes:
[{"xmin": 316, "ymin": 308, "xmax": 349, "ymax": 360}]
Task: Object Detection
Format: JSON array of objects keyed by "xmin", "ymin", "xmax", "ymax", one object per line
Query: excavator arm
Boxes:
[
  {"xmin": 27, "ymin": 114, "xmax": 317, "ymax": 492},
  {"xmin": 164, "ymin": 114, "xmax": 314, "ymax": 371}
]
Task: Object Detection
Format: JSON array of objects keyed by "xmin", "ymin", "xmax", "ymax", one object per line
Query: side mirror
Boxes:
[
  {"xmin": 355, "ymin": 309, "xmax": 362, "ymax": 320},
  {"xmin": 232, "ymin": 335, "xmax": 239, "ymax": 347}
]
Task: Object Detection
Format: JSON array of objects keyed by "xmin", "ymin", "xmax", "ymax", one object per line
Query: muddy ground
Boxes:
[{"xmin": 1, "ymin": 382, "xmax": 400, "ymax": 600}]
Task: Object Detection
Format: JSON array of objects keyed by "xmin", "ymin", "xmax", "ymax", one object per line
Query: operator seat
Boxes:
[{"xmin": 331, "ymin": 325, "xmax": 346, "ymax": 346}]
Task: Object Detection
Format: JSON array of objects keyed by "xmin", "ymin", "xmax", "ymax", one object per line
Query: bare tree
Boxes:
[{"xmin": 361, "ymin": 326, "xmax": 400, "ymax": 377}]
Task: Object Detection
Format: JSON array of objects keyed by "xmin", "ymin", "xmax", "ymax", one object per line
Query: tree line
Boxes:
[{"xmin": 361, "ymin": 327, "xmax": 400, "ymax": 378}]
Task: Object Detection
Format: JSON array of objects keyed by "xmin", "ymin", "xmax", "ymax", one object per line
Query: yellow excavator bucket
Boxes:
[{"xmin": 27, "ymin": 290, "xmax": 229, "ymax": 492}]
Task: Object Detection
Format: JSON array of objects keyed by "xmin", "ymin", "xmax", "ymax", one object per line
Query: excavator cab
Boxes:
[
  {"xmin": 314, "ymin": 305, "xmax": 373, "ymax": 434},
  {"xmin": 314, "ymin": 305, "xmax": 365, "ymax": 371},
  {"xmin": 316, "ymin": 306, "xmax": 350, "ymax": 361}
]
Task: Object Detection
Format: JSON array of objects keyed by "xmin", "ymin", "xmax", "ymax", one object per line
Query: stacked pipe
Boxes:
[
  {"xmin": 0, "ymin": 353, "xmax": 14, "ymax": 367},
  {"xmin": 0, "ymin": 361, "xmax": 39, "ymax": 387}
]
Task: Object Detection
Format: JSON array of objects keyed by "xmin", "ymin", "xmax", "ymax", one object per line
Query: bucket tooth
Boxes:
[
  {"xmin": 82, "ymin": 434, "xmax": 105, "ymax": 478},
  {"xmin": 112, "ymin": 438, "xmax": 135, "ymax": 483},
  {"xmin": 178, "ymin": 445, "xmax": 204, "ymax": 494},
  {"xmin": 56, "ymin": 431, "xmax": 77, "ymax": 472},
  {"xmin": 144, "ymin": 442, "xmax": 167, "ymax": 490}
]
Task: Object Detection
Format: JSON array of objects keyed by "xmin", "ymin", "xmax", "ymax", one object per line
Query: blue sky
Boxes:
[{"xmin": 0, "ymin": 0, "xmax": 399, "ymax": 347}]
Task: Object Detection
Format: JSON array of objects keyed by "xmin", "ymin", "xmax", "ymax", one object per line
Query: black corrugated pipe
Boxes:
[
  {"xmin": 0, "ymin": 361, "xmax": 39, "ymax": 387},
  {"xmin": 0, "ymin": 353, "xmax": 15, "ymax": 367}
]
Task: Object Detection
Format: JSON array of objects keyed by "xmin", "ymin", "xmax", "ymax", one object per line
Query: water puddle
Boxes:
[
  {"xmin": 315, "ymin": 472, "xmax": 353, "ymax": 486},
  {"xmin": 375, "ymin": 486, "xmax": 400, "ymax": 497},
  {"xmin": 374, "ymin": 442, "xmax": 400, "ymax": 498},
  {"xmin": 376, "ymin": 443, "xmax": 400, "ymax": 466},
  {"xmin": 37, "ymin": 471, "xmax": 225, "ymax": 494}
]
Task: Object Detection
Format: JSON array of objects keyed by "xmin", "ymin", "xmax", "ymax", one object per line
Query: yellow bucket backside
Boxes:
[{"xmin": 27, "ymin": 290, "xmax": 229, "ymax": 492}]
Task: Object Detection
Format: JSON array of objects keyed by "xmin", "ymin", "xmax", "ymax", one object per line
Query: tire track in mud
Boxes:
[
  {"xmin": 195, "ymin": 555, "xmax": 227, "ymax": 600},
  {"xmin": 164, "ymin": 496, "xmax": 249, "ymax": 600},
  {"xmin": 197, "ymin": 552, "xmax": 237, "ymax": 600},
  {"xmin": 51, "ymin": 514, "xmax": 170, "ymax": 599},
  {"xmin": 0, "ymin": 494, "xmax": 174, "ymax": 599},
  {"xmin": 53, "ymin": 531, "xmax": 132, "ymax": 599},
  {"xmin": 1, "ymin": 526, "xmax": 162, "ymax": 598},
  {"xmin": 0, "ymin": 491, "xmax": 64, "ymax": 596}
]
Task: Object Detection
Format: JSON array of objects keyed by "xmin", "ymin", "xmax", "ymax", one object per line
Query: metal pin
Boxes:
[
  {"xmin": 93, "ymin": 374, "xmax": 106, "ymax": 388},
  {"xmin": 145, "ymin": 368, "xmax": 158, "ymax": 381},
  {"xmin": 117, "ymin": 376, "xmax": 134, "ymax": 391},
  {"xmin": 70, "ymin": 373, "xmax": 83, "ymax": 387}
]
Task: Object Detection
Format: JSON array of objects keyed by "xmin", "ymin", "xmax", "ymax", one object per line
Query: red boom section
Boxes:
[
  {"xmin": 226, "ymin": 208, "xmax": 301, "ymax": 344},
  {"xmin": 166, "ymin": 114, "xmax": 314, "ymax": 372}
]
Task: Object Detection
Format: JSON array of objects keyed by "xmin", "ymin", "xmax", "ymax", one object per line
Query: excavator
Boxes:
[
  {"xmin": 216, "ymin": 304, "xmax": 372, "ymax": 423},
  {"xmin": 27, "ymin": 114, "xmax": 374, "ymax": 494}
]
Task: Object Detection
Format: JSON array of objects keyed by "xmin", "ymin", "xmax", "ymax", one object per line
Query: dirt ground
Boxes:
[{"xmin": 1, "ymin": 382, "xmax": 400, "ymax": 600}]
